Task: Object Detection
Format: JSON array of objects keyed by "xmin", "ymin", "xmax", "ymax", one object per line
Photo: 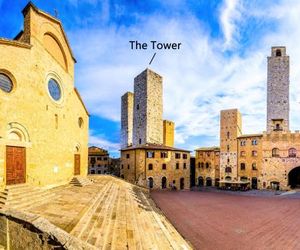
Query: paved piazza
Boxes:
[{"xmin": 151, "ymin": 190, "xmax": 300, "ymax": 250}]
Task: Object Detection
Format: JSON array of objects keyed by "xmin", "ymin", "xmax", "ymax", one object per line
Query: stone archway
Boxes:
[
  {"xmin": 288, "ymin": 167, "xmax": 300, "ymax": 189},
  {"xmin": 161, "ymin": 176, "xmax": 167, "ymax": 189}
]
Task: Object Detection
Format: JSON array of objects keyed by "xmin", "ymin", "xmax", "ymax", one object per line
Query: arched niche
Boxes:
[
  {"xmin": 43, "ymin": 32, "xmax": 68, "ymax": 71},
  {"xmin": 7, "ymin": 122, "xmax": 30, "ymax": 143}
]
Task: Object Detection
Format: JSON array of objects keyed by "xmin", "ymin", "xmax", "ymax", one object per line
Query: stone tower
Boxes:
[
  {"xmin": 220, "ymin": 109, "xmax": 242, "ymax": 181},
  {"xmin": 121, "ymin": 92, "xmax": 134, "ymax": 148},
  {"xmin": 163, "ymin": 120, "xmax": 174, "ymax": 147},
  {"xmin": 267, "ymin": 46, "xmax": 289, "ymax": 132},
  {"xmin": 133, "ymin": 68, "xmax": 163, "ymax": 146}
]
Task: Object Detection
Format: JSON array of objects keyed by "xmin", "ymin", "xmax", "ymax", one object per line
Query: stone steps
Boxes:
[
  {"xmin": 69, "ymin": 177, "xmax": 191, "ymax": 249},
  {"xmin": 69, "ymin": 176, "xmax": 93, "ymax": 187},
  {"xmin": 0, "ymin": 184, "xmax": 59, "ymax": 210}
]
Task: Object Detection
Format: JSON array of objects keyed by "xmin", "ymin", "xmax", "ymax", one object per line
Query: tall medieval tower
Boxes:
[
  {"xmin": 133, "ymin": 69, "xmax": 163, "ymax": 146},
  {"xmin": 220, "ymin": 109, "xmax": 242, "ymax": 180},
  {"xmin": 121, "ymin": 92, "xmax": 134, "ymax": 148},
  {"xmin": 267, "ymin": 46, "xmax": 289, "ymax": 132}
]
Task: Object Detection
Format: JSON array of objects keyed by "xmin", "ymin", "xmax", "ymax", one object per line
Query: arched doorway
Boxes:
[
  {"xmin": 270, "ymin": 181, "xmax": 280, "ymax": 190},
  {"xmin": 180, "ymin": 178, "xmax": 184, "ymax": 190},
  {"xmin": 206, "ymin": 177, "xmax": 212, "ymax": 186},
  {"xmin": 198, "ymin": 176, "xmax": 204, "ymax": 186},
  {"xmin": 215, "ymin": 178, "xmax": 220, "ymax": 187},
  {"xmin": 161, "ymin": 176, "xmax": 167, "ymax": 189},
  {"xmin": 148, "ymin": 177, "xmax": 154, "ymax": 189},
  {"xmin": 288, "ymin": 167, "xmax": 300, "ymax": 189},
  {"xmin": 251, "ymin": 177, "xmax": 258, "ymax": 189}
]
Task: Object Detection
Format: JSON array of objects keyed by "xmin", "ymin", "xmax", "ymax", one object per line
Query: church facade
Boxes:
[
  {"xmin": 196, "ymin": 46, "xmax": 300, "ymax": 191},
  {"xmin": 0, "ymin": 3, "xmax": 89, "ymax": 189}
]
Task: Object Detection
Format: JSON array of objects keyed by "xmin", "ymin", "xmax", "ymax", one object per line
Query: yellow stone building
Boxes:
[
  {"xmin": 0, "ymin": 3, "xmax": 89, "ymax": 189},
  {"xmin": 196, "ymin": 46, "xmax": 300, "ymax": 191},
  {"xmin": 88, "ymin": 146, "xmax": 110, "ymax": 174},
  {"xmin": 120, "ymin": 69, "xmax": 190, "ymax": 190}
]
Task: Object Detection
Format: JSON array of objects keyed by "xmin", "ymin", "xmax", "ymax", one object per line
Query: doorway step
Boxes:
[{"xmin": 69, "ymin": 176, "xmax": 93, "ymax": 187}]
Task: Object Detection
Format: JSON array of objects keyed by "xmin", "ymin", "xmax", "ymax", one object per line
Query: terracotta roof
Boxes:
[
  {"xmin": 120, "ymin": 143, "xmax": 190, "ymax": 152},
  {"xmin": 195, "ymin": 146, "xmax": 220, "ymax": 151}
]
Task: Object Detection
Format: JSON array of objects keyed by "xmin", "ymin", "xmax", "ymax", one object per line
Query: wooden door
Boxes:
[
  {"xmin": 6, "ymin": 146, "xmax": 26, "ymax": 185},
  {"xmin": 74, "ymin": 154, "xmax": 80, "ymax": 175}
]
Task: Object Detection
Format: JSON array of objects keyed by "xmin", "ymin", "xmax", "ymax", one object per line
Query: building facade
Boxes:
[
  {"xmin": 0, "ymin": 3, "xmax": 89, "ymax": 189},
  {"xmin": 120, "ymin": 69, "xmax": 190, "ymax": 190},
  {"xmin": 88, "ymin": 146, "xmax": 110, "ymax": 174},
  {"xmin": 196, "ymin": 46, "xmax": 300, "ymax": 190}
]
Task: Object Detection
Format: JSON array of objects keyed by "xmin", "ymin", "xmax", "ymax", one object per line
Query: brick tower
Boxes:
[
  {"xmin": 267, "ymin": 46, "xmax": 289, "ymax": 132},
  {"xmin": 220, "ymin": 109, "xmax": 242, "ymax": 181},
  {"xmin": 121, "ymin": 92, "xmax": 134, "ymax": 148},
  {"xmin": 133, "ymin": 68, "xmax": 163, "ymax": 146}
]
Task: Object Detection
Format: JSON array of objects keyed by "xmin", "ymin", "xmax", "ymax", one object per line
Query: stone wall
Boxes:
[
  {"xmin": 163, "ymin": 120, "xmax": 174, "ymax": 147},
  {"xmin": 0, "ymin": 208, "xmax": 94, "ymax": 249},
  {"xmin": 267, "ymin": 46, "xmax": 289, "ymax": 132}
]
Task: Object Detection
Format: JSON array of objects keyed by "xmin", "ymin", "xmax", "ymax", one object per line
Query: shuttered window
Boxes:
[{"xmin": 0, "ymin": 73, "xmax": 13, "ymax": 93}]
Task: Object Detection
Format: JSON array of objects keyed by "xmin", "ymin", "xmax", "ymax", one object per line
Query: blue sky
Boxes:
[{"xmin": 1, "ymin": 0, "xmax": 300, "ymax": 157}]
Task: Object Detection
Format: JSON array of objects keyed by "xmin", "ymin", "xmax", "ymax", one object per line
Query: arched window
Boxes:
[
  {"xmin": 225, "ymin": 167, "xmax": 232, "ymax": 173},
  {"xmin": 206, "ymin": 162, "xmax": 209, "ymax": 168},
  {"xmin": 252, "ymin": 163, "xmax": 257, "ymax": 170},
  {"xmin": 240, "ymin": 163, "xmax": 246, "ymax": 170},
  {"xmin": 148, "ymin": 164, "xmax": 153, "ymax": 170},
  {"xmin": 0, "ymin": 73, "xmax": 13, "ymax": 93},
  {"xmin": 276, "ymin": 49, "xmax": 282, "ymax": 57},
  {"xmin": 272, "ymin": 148, "xmax": 279, "ymax": 157},
  {"xmin": 288, "ymin": 148, "xmax": 297, "ymax": 158},
  {"xmin": 252, "ymin": 150, "xmax": 257, "ymax": 157}
]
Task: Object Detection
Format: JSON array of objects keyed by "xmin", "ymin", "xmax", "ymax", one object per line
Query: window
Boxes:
[
  {"xmin": 227, "ymin": 131, "xmax": 230, "ymax": 139},
  {"xmin": 240, "ymin": 140, "xmax": 246, "ymax": 146},
  {"xmin": 252, "ymin": 139, "xmax": 258, "ymax": 145},
  {"xmin": 275, "ymin": 123, "xmax": 281, "ymax": 131},
  {"xmin": 126, "ymin": 154, "xmax": 130, "ymax": 159},
  {"xmin": 240, "ymin": 163, "xmax": 245, "ymax": 170},
  {"xmin": 48, "ymin": 78, "xmax": 61, "ymax": 101},
  {"xmin": 240, "ymin": 151, "xmax": 246, "ymax": 157},
  {"xmin": 0, "ymin": 73, "xmax": 13, "ymax": 93},
  {"xmin": 276, "ymin": 49, "xmax": 281, "ymax": 57},
  {"xmin": 78, "ymin": 117, "xmax": 84, "ymax": 128},
  {"xmin": 162, "ymin": 163, "xmax": 167, "ymax": 170},
  {"xmin": 206, "ymin": 162, "xmax": 210, "ymax": 168},
  {"xmin": 175, "ymin": 153, "xmax": 181, "ymax": 159},
  {"xmin": 139, "ymin": 138, "xmax": 142, "ymax": 144},
  {"xmin": 103, "ymin": 157, "xmax": 108, "ymax": 161},
  {"xmin": 97, "ymin": 157, "xmax": 101, "ymax": 161},
  {"xmin": 161, "ymin": 152, "xmax": 168, "ymax": 158},
  {"xmin": 227, "ymin": 158, "xmax": 230, "ymax": 164},
  {"xmin": 148, "ymin": 164, "xmax": 153, "ymax": 170},
  {"xmin": 252, "ymin": 163, "xmax": 257, "ymax": 170},
  {"xmin": 90, "ymin": 157, "xmax": 96, "ymax": 164},
  {"xmin": 252, "ymin": 150, "xmax": 257, "ymax": 157},
  {"xmin": 91, "ymin": 170, "xmax": 95, "ymax": 174},
  {"xmin": 201, "ymin": 162, "xmax": 204, "ymax": 168},
  {"xmin": 225, "ymin": 167, "xmax": 232, "ymax": 173},
  {"xmin": 183, "ymin": 154, "xmax": 188, "ymax": 159},
  {"xmin": 128, "ymin": 165, "xmax": 130, "ymax": 169},
  {"xmin": 136, "ymin": 104, "xmax": 139, "ymax": 110},
  {"xmin": 183, "ymin": 163, "xmax": 187, "ymax": 169},
  {"xmin": 147, "ymin": 151, "xmax": 155, "ymax": 158},
  {"xmin": 227, "ymin": 145, "xmax": 230, "ymax": 151},
  {"xmin": 288, "ymin": 148, "xmax": 297, "ymax": 158},
  {"xmin": 272, "ymin": 148, "xmax": 279, "ymax": 157},
  {"xmin": 121, "ymin": 164, "xmax": 123, "ymax": 169},
  {"xmin": 176, "ymin": 163, "xmax": 179, "ymax": 169}
]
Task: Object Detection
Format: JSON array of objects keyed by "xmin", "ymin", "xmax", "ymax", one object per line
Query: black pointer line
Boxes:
[{"xmin": 149, "ymin": 52, "xmax": 156, "ymax": 65}]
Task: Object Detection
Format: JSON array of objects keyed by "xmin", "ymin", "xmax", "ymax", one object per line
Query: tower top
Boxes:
[{"xmin": 270, "ymin": 46, "xmax": 287, "ymax": 57}]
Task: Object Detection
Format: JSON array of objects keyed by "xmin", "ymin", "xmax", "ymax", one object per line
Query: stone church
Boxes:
[
  {"xmin": 0, "ymin": 2, "xmax": 89, "ymax": 189},
  {"xmin": 120, "ymin": 69, "xmax": 190, "ymax": 190},
  {"xmin": 196, "ymin": 46, "xmax": 300, "ymax": 191}
]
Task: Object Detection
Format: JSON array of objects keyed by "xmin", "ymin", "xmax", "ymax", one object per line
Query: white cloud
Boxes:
[
  {"xmin": 89, "ymin": 130, "xmax": 119, "ymax": 154},
  {"xmin": 69, "ymin": 0, "xmax": 300, "ymax": 152},
  {"xmin": 219, "ymin": 0, "xmax": 242, "ymax": 50}
]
